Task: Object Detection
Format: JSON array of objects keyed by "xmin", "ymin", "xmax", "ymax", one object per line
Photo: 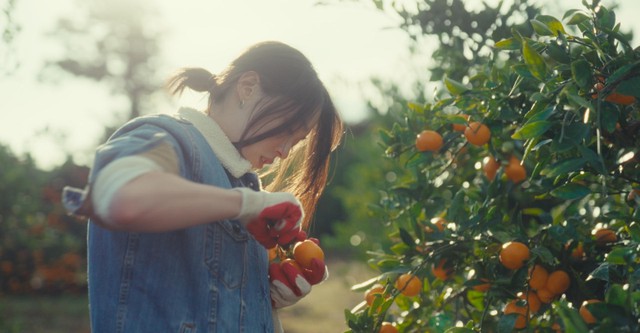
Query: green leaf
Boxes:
[
  {"xmin": 497, "ymin": 314, "xmax": 517, "ymax": 333},
  {"xmin": 578, "ymin": 146, "xmax": 606, "ymax": 174},
  {"xmin": 606, "ymin": 246, "xmax": 633, "ymax": 265},
  {"xmin": 524, "ymin": 101, "xmax": 550, "ymax": 119},
  {"xmin": 447, "ymin": 190, "xmax": 466, "ymax": 224},
  {"xmin": 596, "ymin": 6, "xmax": 616, "ymax": 30},
  {"xmin": 566, "ymin": 12, "xmax": 590, "ymax": 25},
  {"xmin": 407, "ymin": 102, "xmax": 424, "ymax": 113},
  {"xmin": 546, "ymin": 43, "xmax": 570, "ymax": 64},
  {"xmin": 589, "ymin": 262, "xmax": 611, "ymax": 282},
  {"xmin": 607, "ymin": 62, "xmax": 640, "ymax": 84},
  {"xmin": 535, "ymin": 15, "xmax": 567, "ymax": 36},
  {"xmin": 512, "ymin": 64, "xmax": 534, "ymax": 79},
  {"xmin": 522, "ymin": 39, "xmax": 547, "ymax": 81},
  {"xmin": 444, "ymin": 77, "xmax": 469, "ymax": 95},
  {"xmin": 531, "ymin": 246, "xmax": 556, "ymax": 264},
  {"xmin": 376, "ymin": 259, "xmax": 402, "ymax": 272},
  {"xmin": 556, "ymin": 301, "xmax": 590, "ymax": 333},
  {"xmin": 444, "ymin": 328, "xmax": 476, "ymax": 333},
  {"xmin": 512, "ymin": 120, "xmax": 552, "ymax": 140},
  {"xmin": 398, "ymin": 227, "xmax": 415, "ymax": 247},
  {"xmin": 495, "ymin": 37, "xmax": 521, "ymax": 50},
  {"xmin": 550, "ymin": 183, "xmax": 590, "ymax": 200},
  {"xmin": 614, "ymin": 76, "xmax": 640, "ymax": 99},
  {"xmin": 543, "ymin": 158, "xmax": 586, "ymax": 177},
  {"xmin": 628, "ymin": 222, "xmax": 640, "ymax": 242},
  {"xmin": 571, "ymin": 59, "xmax": 591, "ymax": 89},
  {"xmin": 606, "ymin": 284, "xmax": 628, "ymax": 308},
  {"xmin": 531, "ymin": 19, "xmax": 554, "ymax": 36},
  {"xmin": 565, "ymin": 92, "xmax": 593, "ymax": 109}
]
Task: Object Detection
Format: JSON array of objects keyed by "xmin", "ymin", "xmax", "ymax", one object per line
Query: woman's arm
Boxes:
[{"xmin": 106, "ymin": 171, "xmax": 243, "ymax": 232}]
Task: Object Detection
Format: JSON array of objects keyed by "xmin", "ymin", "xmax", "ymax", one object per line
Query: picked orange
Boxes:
[{"xmin": 293, "ymin": 239, "xmax": 325, "ymax": 269}]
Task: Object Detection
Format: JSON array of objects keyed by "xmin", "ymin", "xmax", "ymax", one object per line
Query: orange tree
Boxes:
[{"xmin": 345, "ymin": 1, "xmax": 640, "ymax": 332}]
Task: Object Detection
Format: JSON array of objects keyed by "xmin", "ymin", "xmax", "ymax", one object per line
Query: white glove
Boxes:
[{"xmin": 234, "ymin": 187, "xmax": 304, "ymax": 248}]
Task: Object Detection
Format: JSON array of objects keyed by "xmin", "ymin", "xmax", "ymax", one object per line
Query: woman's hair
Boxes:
[{"xmin": 166, "ymin": 41, "xmax": 344, "ymax": 229}]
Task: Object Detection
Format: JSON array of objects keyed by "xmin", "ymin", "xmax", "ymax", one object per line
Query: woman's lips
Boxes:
[{"xmin": 261, "ymin": 157, "xmax": 274, "ymax": 166}]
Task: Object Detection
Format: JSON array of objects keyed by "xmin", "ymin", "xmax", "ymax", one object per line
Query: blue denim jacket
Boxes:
[{"xmin": 67, "ymin": 109, "xmax": 274, "ymax": 332}]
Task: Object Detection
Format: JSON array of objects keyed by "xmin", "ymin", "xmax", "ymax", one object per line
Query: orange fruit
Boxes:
[
  {"xmin": 464, "ymin": 122, "xmax": 491, "ymax": 146},
  {"xmin": 579, "ymin": 299, "xmax": 601, "ymax": 324},
  {"xmin": 499, "ymin": 241, "xmax": 530, "ymax": 270},
  {"xmin": 606, "ymin": 92, "xmax": 636, "ymax": 105},
  {"xmin": 365, "ymin": 284, "xmax": 386, "ymax": 306},
  {"xmin": 280, "ymin": 258, "xmax": 303, "ymax": 273},
  {"xmin": 528, "ymin": 265, "xmax": 549, "ymax": 290},
  {"xmin": 267, "ymin": 246, "xmax": 279, "ymax": 262},
  {"xmin": 518, "ymin": 291, "xmax": 541, "ymax": 314},
  {"xmin": 431, "ymin": 259, "xmax": 453, "ymax": 281},
  {"xmin": 503, "ymin": 300, "xmax": 528, "ymax": 329},
  {"xmin": 293, "ymin": 239, "xmax": 325, "ymax": 269},
  {"xmin": 472, "ymin": 278, "xmax": 491, "ymax": 292},
  {"xmin": 395, "ymin": 273, "xmax": 422, "ymax": 297},
  {"xmin": 536, "ymin": 288, "xmax": 555, "ymax": 303},
  {"xmin": 505, "ymin": 156, "xmax": 527, "ymax": 183},
  {"xmin": 379, "ymin": 322, "xmax": 398, "ymax": 333},
  {"xmin": 594, "ymin": 228, "xmax": 617, "ymax": 246},
  {"xmin": 452, "ymin": 114, "xmax": 470, "ymax": 132},
  {"xmin": 545, "ymin": 270, "xmax": 570, "ymax": 295},
  {"xmin": 592, "ymin": 76, "xmax": 636, "ymax": 105},
  {"xmin": 483, "ymin": 156, "xmax": 500, "ymax": 181},
  {"xmin": 425, "ymin": 217, "xmax": 446, "ymax": 233},
  {"xmin": 415, "ymin": 130, "xmax": 444, "ymax": 152},
  {"xmin": 565, "ymin": 242, "xmax": 584, "ymax": 259}
]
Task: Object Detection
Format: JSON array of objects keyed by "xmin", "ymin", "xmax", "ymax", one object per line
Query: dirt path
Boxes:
[{"xmin": 278, "ymin": 258, "xmax": 376, "ymax": 333}]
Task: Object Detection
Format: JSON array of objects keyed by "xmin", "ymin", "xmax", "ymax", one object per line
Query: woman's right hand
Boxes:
[{"xmin": 234, "ymin": 188, "xmax": 304, "ymax": 249}]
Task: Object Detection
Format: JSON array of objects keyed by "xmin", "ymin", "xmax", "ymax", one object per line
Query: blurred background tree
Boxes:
[
  {"xmin": 43, "ymin": 0, "xmax": 164, "ymax": 139},
  {"xmin": 1, "ymin": 0, "xmax": 20, "ymax": 73}
]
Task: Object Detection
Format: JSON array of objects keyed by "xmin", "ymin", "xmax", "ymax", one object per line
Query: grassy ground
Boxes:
[
  {"xmin": 0, "ymin": 259, "xmax": 374, "ymax": 333},
  {"xmin": 0, "ymin": 294, "xmax": 90, "ymax": 333}
]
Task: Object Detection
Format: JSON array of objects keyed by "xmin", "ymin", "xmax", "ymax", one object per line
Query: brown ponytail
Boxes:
[{"xmin": 166, "ymin": 68, "xmax": 218, "ymax": 110}]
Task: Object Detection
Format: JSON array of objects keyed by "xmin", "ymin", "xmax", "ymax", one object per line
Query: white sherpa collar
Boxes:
[{"xmin": 177, "ymin": 107, "xmax": 253, "ymax": 178}]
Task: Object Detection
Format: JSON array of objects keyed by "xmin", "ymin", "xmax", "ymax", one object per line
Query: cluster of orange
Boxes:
[
  {"xmin": 415, "ymin": 116, "xmax": 528, "ymax": 184},
  {"xmin": 495, "ymin": 242, "xmax": 570, "ymax": 329},
  {"xmin": 415, "ymin": 117, "xmax": 491, "ymax": 153},
  {"xmin": 361, "ymin": 273, "xmax": 420, "ymax": 333},
  {"xmin": 267, "ymin": 238, "xmax": 325, "ymax": 274},
  {"xmin": 494, "ymin": 230, "xmax": 617, "ymax": 329}
]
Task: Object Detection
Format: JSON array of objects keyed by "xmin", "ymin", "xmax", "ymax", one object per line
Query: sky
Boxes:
[{"xmin": 1, "ymin": 0, "xmax": 640, "ymax": 170}]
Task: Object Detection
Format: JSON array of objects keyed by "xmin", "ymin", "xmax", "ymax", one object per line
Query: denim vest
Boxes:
[{"xmin": 85, "ymin": 111, "xmax": 273, "ymax": 332}]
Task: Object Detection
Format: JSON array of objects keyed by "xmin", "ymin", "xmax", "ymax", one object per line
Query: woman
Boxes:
[{"xmin": 62, "ymin": 41, "xmax": 343, "ymax": 332}]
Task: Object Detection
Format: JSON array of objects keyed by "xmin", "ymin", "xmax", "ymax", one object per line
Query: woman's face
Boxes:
[{"xmin": 240, "ymin": 127, "xmax": 309, "ymax": 169}]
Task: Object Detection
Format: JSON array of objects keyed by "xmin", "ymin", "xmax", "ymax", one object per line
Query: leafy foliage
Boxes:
[
  {"xmin": 0, "ymin": 146, "xmax": 89, "ymax": 296},
  {"xmin": 346, "ymin": 1, "xmax": 640, "ymax": 332}
]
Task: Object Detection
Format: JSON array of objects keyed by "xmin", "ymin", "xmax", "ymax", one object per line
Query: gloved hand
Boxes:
[
  {"xmin": 234, "ymin": 187, "xmax": 304, "ymax": 249},
  {"xmin": 268, "ymin": 237, "xmax": 329, "ymax": 309}
]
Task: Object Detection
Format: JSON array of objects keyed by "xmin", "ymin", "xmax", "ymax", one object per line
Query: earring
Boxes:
[{"xmin": 240, "ymin": 99, "xmax": 245, "ymax": 109}]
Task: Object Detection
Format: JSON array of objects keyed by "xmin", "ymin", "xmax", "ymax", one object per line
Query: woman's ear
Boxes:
[{"xmin": 237, "ymin": 71, "xmax": 261, "ymax": 101}]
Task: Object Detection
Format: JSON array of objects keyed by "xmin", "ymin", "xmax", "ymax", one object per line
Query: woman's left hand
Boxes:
[{"xmin": 268, "ymin": 258, "xmax": 328, "ymax": 309}]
